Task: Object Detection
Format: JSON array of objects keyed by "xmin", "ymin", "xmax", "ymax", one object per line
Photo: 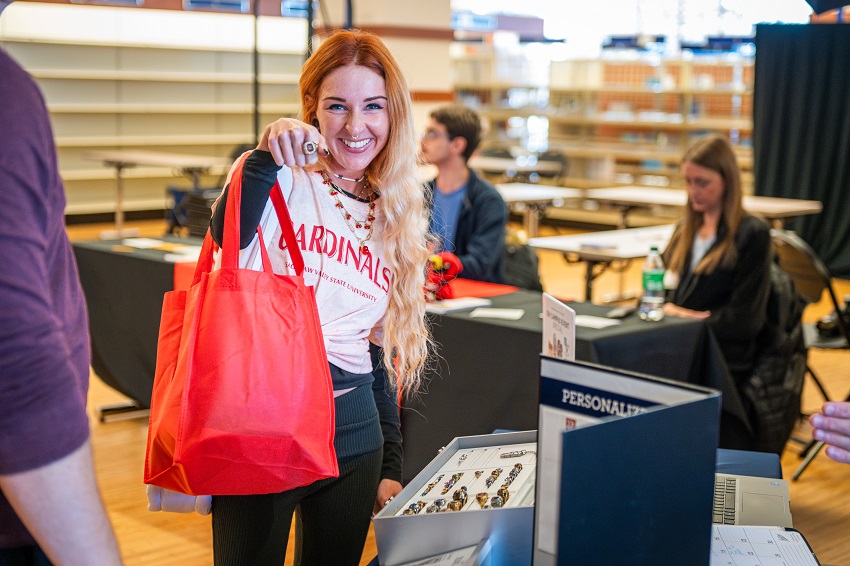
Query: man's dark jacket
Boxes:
[{"xmin": 426, "ymin": 169, "xmax": 508, "ymax": 283}]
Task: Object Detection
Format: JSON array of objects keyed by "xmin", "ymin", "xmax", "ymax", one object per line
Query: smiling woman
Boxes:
[
  {"xmin": 205, "ymin": 30, "xmax": 432, "ymax": 566},
  {"xmin": 312, "ymin": 64, "xmax": 390, "ymax": 188}
]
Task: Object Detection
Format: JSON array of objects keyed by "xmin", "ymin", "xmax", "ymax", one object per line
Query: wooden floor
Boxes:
[{"xmin": 69, "ymin": 219, "xmax": 850, "ymax": 565}]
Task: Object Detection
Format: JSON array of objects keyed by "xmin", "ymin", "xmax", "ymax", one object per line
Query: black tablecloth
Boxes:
[
  {"xmin": 401, "ymin": 290, "xmax": 747, "ymax": 482},
  {"xmin": 72, "ymin": 237, "xmax": 196, "ymax": 407}
]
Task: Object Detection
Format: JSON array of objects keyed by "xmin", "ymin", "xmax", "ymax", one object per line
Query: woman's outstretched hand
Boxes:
[{"xmin": 260, "ymin": 118, "xmax": 330, "ymax": 168}]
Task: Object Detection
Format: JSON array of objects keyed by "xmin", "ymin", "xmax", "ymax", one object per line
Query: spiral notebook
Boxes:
[{"xmin": 710, "ymin": 525, "xmax": 820, "ymax": 565}]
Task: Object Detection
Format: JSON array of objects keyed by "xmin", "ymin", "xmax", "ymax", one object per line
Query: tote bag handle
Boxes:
[{"xmin": 192, "ymin": 154, "xmax": 306, "ymax": 284}]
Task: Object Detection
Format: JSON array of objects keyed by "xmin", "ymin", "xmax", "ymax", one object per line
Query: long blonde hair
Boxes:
[
  {"xmin": 667, "ymin": 134, "xmax": 744, "ymax": 275},
  {"xmin": 299, "ymin": 30, "xmax": 431, "ymax": 397}
]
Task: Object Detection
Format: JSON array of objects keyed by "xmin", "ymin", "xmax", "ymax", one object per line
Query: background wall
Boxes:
[
  {"xmin": 1, "ymin": 3, "xmax": 308, "ymax": 214},
  {"xmin": 0, "ymin": 0, "xmax": 454, "ymax": 216}
]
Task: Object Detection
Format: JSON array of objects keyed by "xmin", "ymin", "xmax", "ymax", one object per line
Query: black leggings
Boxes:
[
  {"xmin": 0, "ymin": 546, "xmax": 51, "ymax": 566},
  {"xmin": 212, "ymin": 447, "xmax": 382, "ymax": 566}
]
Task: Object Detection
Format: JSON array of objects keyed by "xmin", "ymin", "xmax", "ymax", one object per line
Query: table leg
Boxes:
[
  {"xmin": 115, "ymin": 164, "xmax": 125, "ymax": 233},
  {"xmin": 525, "ymin": 204, "xmax": 541, "ymax": 238},
  {"xmin": 601, "ymin": 260, "xmax": 638, "ymax": 304},
  {"xmin": 579, "ymin": 258, "xmax": 619, "ymax": 304},
  {"xmin": 792, "ymin": 440, "xmax": 824, "ymax": 481},
  {"xmin": 560, "ymin": 254, "xmax": 603, "ymax": 303},
  {"xmin": 617, "ymin": 206, "xmax": 632, "ymax": 230},
  {"xmin": 585, "ymin": 261, "xmax": 595, "ymax": 302},
  {"xmin": 99, "ymin": 162, "xmax": 140, "ymax": 239},
  {"xmin": 603, "ymin": 205, "xmax": 638, "ymax": 303}
]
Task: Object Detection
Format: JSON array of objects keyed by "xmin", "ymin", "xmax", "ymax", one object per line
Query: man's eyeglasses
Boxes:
[{"xmin": 421, "ymin": 130, "xmax": 452, "ymax": 140}]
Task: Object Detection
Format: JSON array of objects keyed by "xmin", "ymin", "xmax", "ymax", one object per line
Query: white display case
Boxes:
[{"xmin": 373, "ymin": 430, "xmax": 536, "ymax": 566}]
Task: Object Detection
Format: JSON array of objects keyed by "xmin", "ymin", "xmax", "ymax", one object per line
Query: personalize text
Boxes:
[{"xmin": 560, "ymin": 387, "xmax": 647, "ymax": 417}]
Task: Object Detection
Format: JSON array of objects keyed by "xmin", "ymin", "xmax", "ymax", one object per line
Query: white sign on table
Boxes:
[{"xmin": 542, "ymin": 293, "xmax": 576, "ymax": 361}]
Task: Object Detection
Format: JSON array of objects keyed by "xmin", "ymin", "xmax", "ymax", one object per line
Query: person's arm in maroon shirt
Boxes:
[{"xmin": 0, "ymin": 45, "xmax": 121, "ymax": 563}]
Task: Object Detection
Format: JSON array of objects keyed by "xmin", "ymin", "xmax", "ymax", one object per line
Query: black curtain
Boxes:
[{"xmin": 753, "ymin": 24, "xmax": 850, "ymax": 277}]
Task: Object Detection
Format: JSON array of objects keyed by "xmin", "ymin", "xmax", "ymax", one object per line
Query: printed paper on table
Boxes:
[{"xmin": 542, "ymin": 293, "xmax": 575, "ymax": 361}]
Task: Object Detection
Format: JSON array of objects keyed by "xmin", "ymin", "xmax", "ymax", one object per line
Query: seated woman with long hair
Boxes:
[{"xmin": 662, "ymin": 134, "xmax": 772, "ymax": 450}]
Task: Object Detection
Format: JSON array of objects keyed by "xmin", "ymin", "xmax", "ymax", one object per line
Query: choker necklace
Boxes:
[
  {"xmin": 332, "ymin": 171, "xmax": 367, "ymax": 183},
  {"xmin": 320, "ymin": 171, "xmax": 377, "ymax": 254}
]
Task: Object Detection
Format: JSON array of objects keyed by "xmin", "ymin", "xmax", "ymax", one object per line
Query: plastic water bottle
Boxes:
[{"xmin": 638, "ymin": 246, "xmax": 665, "ymax": 322}]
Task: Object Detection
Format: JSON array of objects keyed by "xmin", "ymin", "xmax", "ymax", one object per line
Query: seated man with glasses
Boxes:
[{"xmin": 420, "ymin": 105, "xmax": 508, "ymax": 284}]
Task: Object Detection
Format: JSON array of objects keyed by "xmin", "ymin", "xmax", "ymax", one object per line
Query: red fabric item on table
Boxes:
[
  {"xmin": 448, "ymin": 278, "xmax": 518, "ymax": 298},
  {"xmin": 173, "ymin": 261, "xmax": 196, "ymax": 291}
]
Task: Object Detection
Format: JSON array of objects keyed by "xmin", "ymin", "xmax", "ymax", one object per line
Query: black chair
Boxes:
[
  {"xmin": 770, "ymin": 229, "xmax": 850, "ymax": 479},
  {"xmin": 475, "ymin": 145, "xmax": 517, "ymax": 182},
  {"xmin": 165, "ymin": 144, "xmax": 249, "ymax": 235},
  {"xmin": 534, "ymin": 149, "xmax": 569, "ymax": 184},
  {"xmin": 165, "ymin": 186, "xmax": 222, "ymax": 235},
  {"xmin": 478, "ymin": 145, "xmax": 513, "ymax": 160},
  {"xmin": 502, "ymin": 228, "xmax": 543, "ymax": 291},
  {"xmin": 184, "ymin": 189, "xmax": 223, "ymax": 238}
]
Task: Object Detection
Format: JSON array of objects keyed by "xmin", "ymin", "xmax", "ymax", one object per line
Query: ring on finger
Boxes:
[{"xmin": 302, "ymin": 140, "xmax": 318, "ymax": 155}]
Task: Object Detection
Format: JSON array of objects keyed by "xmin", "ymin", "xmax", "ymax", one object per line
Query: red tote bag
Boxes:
[{"xmin": 144, "ymin": 155, "xmax": 338, "ymax": 496}]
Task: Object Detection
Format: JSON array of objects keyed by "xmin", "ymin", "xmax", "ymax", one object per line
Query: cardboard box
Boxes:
[{"xmin": 373, "ymin": 430, "xmax": 536, "ymax": 566}]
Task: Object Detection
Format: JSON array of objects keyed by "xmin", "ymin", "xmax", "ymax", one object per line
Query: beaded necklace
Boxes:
[{"xmin": 320, "ymin": 171, "xmax": 377, "ymax": 254}]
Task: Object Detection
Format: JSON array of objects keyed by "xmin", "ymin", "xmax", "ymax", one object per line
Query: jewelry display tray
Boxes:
[{"xmin": 373, "ymin": 430, "xmax": 536, "ymax": 566}]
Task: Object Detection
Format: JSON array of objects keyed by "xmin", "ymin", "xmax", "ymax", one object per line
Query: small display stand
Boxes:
[
  {"xmin": 390, "ymin": 442, "xmax": 535, "ymax": 517},
  {"xmin": 373, "ymin": 431, "xmax": 536, "ymax": 566}
]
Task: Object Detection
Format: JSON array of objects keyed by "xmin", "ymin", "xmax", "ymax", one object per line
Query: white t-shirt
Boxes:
[
  {"xmin": 241, "ymin": 167, "xmax": 390, "ymax": 374},
  {"xmin": 664, "ymin": 233, "xmax": 717, "ymax": 290},
  {"xmin": 690, "ymin": 233, "xmax": 716, "ymax": 272}
]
